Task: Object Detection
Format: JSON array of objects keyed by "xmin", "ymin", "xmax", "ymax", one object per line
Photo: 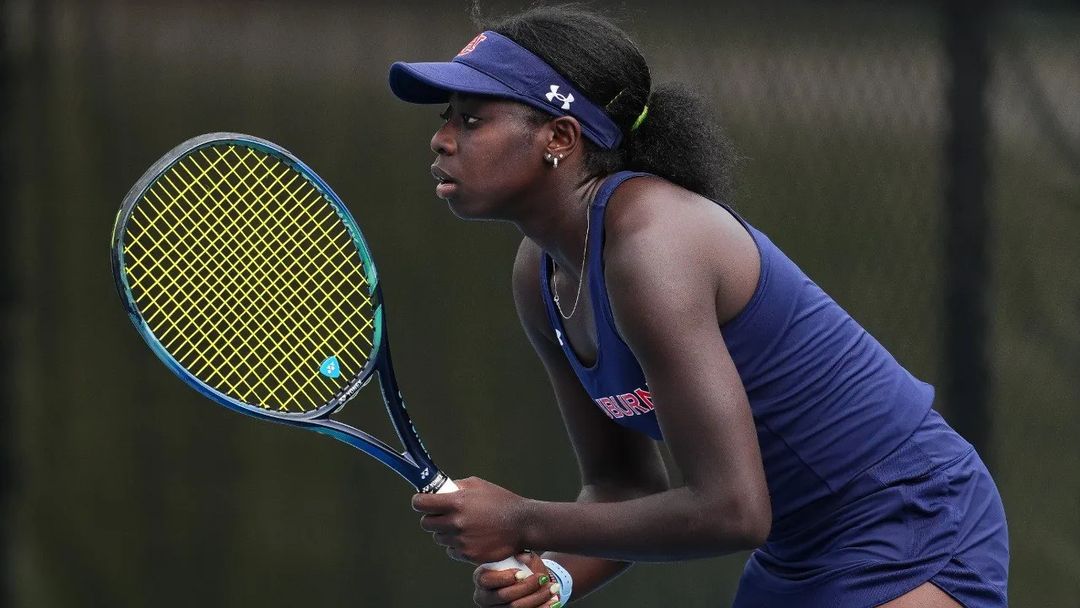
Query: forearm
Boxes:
[
  {"xmin": 533, "ymin": 483, "xmax": 643, "ymax": 602},
  {"xmin": 523, "ymin": 486, "xmax": 761, "ymax": 562},
  {"xmin": 539, "ymin": 551, "xmax": 630, "ymax": 604}
]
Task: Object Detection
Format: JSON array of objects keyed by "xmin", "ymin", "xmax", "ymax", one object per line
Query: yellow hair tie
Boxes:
[{"xmin": 631, "ymin": 105, "xmax": 649, "ymax": 131}]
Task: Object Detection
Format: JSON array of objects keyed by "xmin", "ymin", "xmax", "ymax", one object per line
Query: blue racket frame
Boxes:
[{"xmin": 111, "ymin": 132, "xmax": 448, "ymax": 493}]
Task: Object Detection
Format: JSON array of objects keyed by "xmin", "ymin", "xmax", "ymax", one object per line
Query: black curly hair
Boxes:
[{"xmin": 472, "ymin": 3, "xmax": 737, "ymax": 203}]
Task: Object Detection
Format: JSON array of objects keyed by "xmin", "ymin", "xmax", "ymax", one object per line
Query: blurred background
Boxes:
[{"xmin": 2, "ymin": 0, "xmax": 1077, "ymax": 605}]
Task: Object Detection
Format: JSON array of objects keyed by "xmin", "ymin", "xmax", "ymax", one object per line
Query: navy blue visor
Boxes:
[{"xmin": 389, "ymin": 31, "xmax": 623, "ymax": 150}]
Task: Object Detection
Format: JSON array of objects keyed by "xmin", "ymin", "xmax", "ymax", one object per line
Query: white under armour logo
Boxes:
[
  {"xmin": 545, "ymin": 85, "xmax": 574, "ymax": 110},
  {"xmin": 555, "ymin": 328, "xmax": 564, "ymax": 346}
]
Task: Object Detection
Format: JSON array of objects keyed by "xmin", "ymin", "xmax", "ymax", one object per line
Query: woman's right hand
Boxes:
[{"xmin": 473, "ymin": 552, "xmax": 564, "ymax": 607}]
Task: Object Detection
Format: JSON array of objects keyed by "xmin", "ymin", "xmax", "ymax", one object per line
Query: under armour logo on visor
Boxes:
[{"xmin": 546, "ymin": 85, "xmax": 574, "ymax": 110}]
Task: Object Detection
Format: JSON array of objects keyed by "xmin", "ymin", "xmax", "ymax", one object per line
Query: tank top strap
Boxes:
[
  {"xmin": 584, "ymin": 171, "xmax": 652, "ymax": 356},
  {"xmin": 538, "ymin": 171, "xmax": 651, "ymax": 372}
]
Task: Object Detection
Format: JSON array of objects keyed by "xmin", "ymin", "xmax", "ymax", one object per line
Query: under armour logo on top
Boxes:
[{"xmin": 545, "ymin": 85, "xmax": 574, "ymax": 110}]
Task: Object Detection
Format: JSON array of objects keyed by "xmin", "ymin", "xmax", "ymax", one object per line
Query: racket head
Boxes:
[{"xmin": 112, "ymin": 133, "xmax": 384, "ymax": 422}]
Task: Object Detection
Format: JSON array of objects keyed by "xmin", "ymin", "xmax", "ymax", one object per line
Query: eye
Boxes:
[{"xmin": 438, "ymin": 105, "xmax": 481, "ymax": 128}]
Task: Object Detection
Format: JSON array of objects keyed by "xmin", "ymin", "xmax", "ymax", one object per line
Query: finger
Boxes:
[
  {"xmin": 432, "ymin": 532, "xmax": 457, "ymax": 548},
  {"xmin": 490, "ymin": 566, "xmax": 558, "ymax": 604},
  {"xmin": 419, "ymin": 514, "xmax": 457, "ymax": 533},
  {"xmin": 474, "ymin": 585, "xmax": 522, "ymax": 608},
  {"xmin": 474, "ymin": 564, "xmax": 524, "ymax": 589},
  {"xmin": 411, "ymin": 492, "xmax": 452, "ymax": 513},
  {"xmin": 507, "ymin": 581, "xmax": 561, "ymax": 608},
  {"xmin": 474, "ymin": 572, "xmax": 546, "ymax": 607},
  {"xmin": 446, "ymin": 546, "xmax": 469, "ymax": 563},
  {"xmin": 516, "ymin": 551, "xmax": 548, "ymax": 574},
  {"xmin": 475, "ymin": 587, "xmax": 553, "ymax": 608}
]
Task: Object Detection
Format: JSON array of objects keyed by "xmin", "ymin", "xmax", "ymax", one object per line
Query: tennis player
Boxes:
[{"xmin": 391, "ymin": 6, "xmax": 1008, "ymax": 607}]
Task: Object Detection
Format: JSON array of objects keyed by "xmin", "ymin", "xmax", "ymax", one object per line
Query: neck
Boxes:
[{"xmin": 512, "ymin": 172, "xmax": 607, "ymax": 276}]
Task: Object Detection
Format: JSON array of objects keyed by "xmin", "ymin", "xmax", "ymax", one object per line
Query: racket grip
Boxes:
[{"xmin": 436, "ymin": 478, "xmax": 534, "ymax": 575}]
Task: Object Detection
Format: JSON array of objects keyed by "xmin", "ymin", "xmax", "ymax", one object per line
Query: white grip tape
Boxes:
[{"xmin": 436, "ymin": 479, "xmax": 534, "ymax": 575}]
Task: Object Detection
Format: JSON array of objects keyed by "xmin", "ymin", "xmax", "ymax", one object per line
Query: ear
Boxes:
[{"xmin": 545, "ymin": 116, "xmax": 582, "ymax": 163}]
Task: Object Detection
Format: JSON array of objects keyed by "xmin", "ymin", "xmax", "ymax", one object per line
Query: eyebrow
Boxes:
[{"xmin": 449, "ymin": 93, "xmax": 485, "ymax": 106}]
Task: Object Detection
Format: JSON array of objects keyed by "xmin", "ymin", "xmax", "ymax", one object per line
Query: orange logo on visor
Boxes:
[{"xmin": 457, "ymin": 33, "xmax": 487, "ymax": 56}]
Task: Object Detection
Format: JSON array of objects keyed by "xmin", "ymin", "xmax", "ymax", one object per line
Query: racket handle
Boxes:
[{"xmin": 436, "ymin": 478, "xmax": 534, "ymax": 575}]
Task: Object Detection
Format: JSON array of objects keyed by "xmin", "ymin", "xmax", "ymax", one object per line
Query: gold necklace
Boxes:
[{"xmin": 551, "ymin": 203, "xmax": 591, "ymax": 320}]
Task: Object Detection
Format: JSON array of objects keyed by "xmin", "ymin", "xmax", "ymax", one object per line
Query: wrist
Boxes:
[{"xmin": 517, "ymin": 498, "xmax": 544, "ymax": 550}]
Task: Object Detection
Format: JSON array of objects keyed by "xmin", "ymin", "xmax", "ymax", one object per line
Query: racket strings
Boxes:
[
  {"xmin": 122, "ymin": 143, "xmax": 376, "ymax": 413},
  {"xmin": 130, "ymin": 149, "xmax": 328, "ymax": 400},
  {"xmin": 132, "ymin": 147, "xmax": 370, "ymax": 409}
]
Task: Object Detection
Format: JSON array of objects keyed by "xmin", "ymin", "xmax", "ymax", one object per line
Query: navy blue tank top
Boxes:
[{"xmin": 539, "ymin": 171, "xmax": 935, "ymax": 521}]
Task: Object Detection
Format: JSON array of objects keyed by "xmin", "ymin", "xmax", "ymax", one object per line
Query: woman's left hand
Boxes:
[{"xmin": 411, "ymin": 477, "xmax": 529, "ymax": 564}]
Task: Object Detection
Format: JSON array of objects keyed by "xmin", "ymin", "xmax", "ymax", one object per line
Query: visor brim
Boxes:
[{"xmin": 389, "ymin": 61, "xmax": 515, "ymax": 104}]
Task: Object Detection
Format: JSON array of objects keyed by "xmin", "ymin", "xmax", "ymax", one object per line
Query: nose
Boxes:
[{"xmin": 430, "ymin": 123, "xmax": 456, "ymax": 156}]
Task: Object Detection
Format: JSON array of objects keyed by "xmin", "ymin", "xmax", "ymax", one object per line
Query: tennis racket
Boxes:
[{"xmin": 110, "ymin": 132, "xmax": 529, "ymax": 574}]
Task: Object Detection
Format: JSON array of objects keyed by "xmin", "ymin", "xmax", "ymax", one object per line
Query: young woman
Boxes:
[{"xmin": 389, "ymin": 6, "xmax": 1008, "ymax": 607}]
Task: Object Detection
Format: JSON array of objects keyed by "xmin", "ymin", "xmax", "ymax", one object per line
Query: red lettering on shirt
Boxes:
[
  {"xmin": 595, "ymin": 397, "xmax": 624, "ymax": 418},
  {"xmin": 594, "ymin": 388, "xmax": 654, "ymax": 420},
  {"xmin": 618, "ymin": 392, "xmax": 652, "ymax": 415},
  {"xmin": 634, "ymin": 388, "xmax": 654, "ymax": 410}
]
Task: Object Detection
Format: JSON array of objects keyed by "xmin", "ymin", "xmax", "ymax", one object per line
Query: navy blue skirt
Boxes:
[{"xmin": 734, "ymin": 408, "xmax": 1009, "ymax": 607}]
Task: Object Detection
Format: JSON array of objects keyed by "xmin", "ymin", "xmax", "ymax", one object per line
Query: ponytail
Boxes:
[{"xmin": 627, "ymin": 84, "xmax": 737, "ymax": 203}]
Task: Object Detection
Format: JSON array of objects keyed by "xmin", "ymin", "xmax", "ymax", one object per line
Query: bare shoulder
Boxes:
[
  {"xmin": 603, "ymin": 176, "xmax": 759, "ymax": 305},
  {"xmin": 512, "ymin": 236, "xmax": 543, "ymax": 294},
  {"xmin": 511, "ymin": 236, "xmax": 555, "ymax": 343}
]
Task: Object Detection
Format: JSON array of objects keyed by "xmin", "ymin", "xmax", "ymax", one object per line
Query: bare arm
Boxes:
[
  {"xmin": 414, "ymin": 179, "xmax": 770, "ymax": 574},
  {"xmin": 512, "ymin": 237, "xmax": 668, "ymax": 600},
  {"xmin": 515, "ymin": 180, "xmax": 771, "ymax": 561}
]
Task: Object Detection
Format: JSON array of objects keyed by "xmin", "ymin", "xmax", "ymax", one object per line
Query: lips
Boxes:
[
  {"xmin": 431, "ymin": 165, "xmax": 458, "ymax": 199},
  {"xmin": 431, "ymin": 165, "xmax": 456, "ymax": 185}
]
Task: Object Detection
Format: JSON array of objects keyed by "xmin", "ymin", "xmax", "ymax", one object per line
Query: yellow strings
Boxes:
[{"xmin": 123, "ymin": 144, "xmax": 374, "ymax": 413}]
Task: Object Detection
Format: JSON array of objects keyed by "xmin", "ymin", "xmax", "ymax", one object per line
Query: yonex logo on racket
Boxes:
[
  {"xmin": 545, "ymin": 85, "xmax": 574, "ymax": 110},
  {"xmin": 320, "ymin": 356, "xmax": 341, "ymax": 379}
]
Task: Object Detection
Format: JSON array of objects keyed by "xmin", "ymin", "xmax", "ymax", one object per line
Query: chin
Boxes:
[{"xmin": 444, "ymin": 194, "xmax": 496, "ymax": 222}]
